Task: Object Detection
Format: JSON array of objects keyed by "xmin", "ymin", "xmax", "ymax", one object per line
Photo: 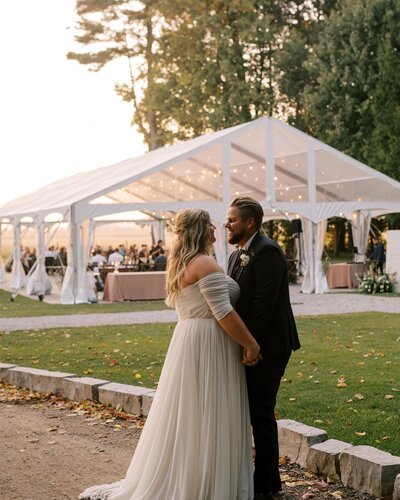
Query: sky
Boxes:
[{"xmin": 0, "ymin": 0, "xmax": 146, "ymax": 207}]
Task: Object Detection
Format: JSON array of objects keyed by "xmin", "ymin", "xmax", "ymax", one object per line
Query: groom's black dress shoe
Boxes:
[
  {"xmin": 254, "ymin": 493, "xmax": 274, "ymax": 500},
  {"xmin": 254, "ymin": 493, "xmax": 284, "ymax": 500}
]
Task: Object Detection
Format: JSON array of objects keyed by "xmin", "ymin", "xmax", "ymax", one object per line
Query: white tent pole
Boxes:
[
  {"xmin": 307, "ymin": 142, "xmax": 317, "ymax": 212},
  {"xmin": 266, "ymin": 119, "xmax": 276, "ymax": 205},
  {"xmin": 84, "ymin": 219, "xmax": 95, "ymax": 263},
  {"xmin": 71, "ymin": 207, "xmax": 79, "ymax": 302},
  {"xmin": 220, "ymin": 139, "xmax": 231, "ymax": 271},
  {"xmin": 0, "ymin": 221, "xmax": 4, "ymax": 283},
  {"xmin": 60, "ymin": 206, "xmax": 81, "ymax": 304},
  {"xmin": 10, "ymin": 216, "xmax": 25, "ymax": 292},
  {"xmin": 350, "ymin": 210, "xmax": 371, "ymax": 262},
  {"xmin": 307, "ymin": 142, "xmax": 318, "ymax": 292},
  {"xmin": 26, "ymin": 213, "xmax": 48, "ymax": 298}
]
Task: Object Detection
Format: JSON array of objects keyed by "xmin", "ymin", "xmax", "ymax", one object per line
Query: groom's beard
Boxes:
[{"xmin": 227, "ymin": 229, "xmax": 246, "ymax": 245}]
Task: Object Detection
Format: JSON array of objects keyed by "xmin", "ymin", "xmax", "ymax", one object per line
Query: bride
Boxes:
[{"xmin": 79, "ymin": 208, "xmax": 261, "ymax": 500}]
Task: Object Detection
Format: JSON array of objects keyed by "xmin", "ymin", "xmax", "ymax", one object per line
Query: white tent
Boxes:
[{"xmin": 1, "ymin": 117, "xmax": 400, "ymax": 302}]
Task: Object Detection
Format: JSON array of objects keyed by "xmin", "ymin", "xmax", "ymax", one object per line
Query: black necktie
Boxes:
[{"xmin": 232, "ymin": 249, "xmax": 245, "ymax": 279}]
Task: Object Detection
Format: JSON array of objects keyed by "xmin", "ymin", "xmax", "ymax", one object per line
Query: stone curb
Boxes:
[{"xmin": 1, "ymin": 363, "xmax": 400, "ymax": 497}]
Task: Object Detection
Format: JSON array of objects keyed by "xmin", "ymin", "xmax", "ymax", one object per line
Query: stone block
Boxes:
[
  {"xmin": 141, "ymin": 391, "xmax": 157, "ymax": 416},
  {"xmin": 307, "ymin": 439, "xmax": 353, "ymax": 476},
  {"xmin": 278, "ymin": 419, "xmax": 328, "ymax": 467},
  {"xmin": 62, "ymin": 377, "xmax": 110, "ymax": 403},
  {"xmin": 2, "ymin": 367, "xmax": 76, "ymax": 394},
  {"xmin": 393, "ymin": 474, "xmax": 400, "ymax": 500},
  {"xmin": 0, "ymin": 363, "xmax": 17, "ymax": 378},
  {"xmin": 340, "ymin": 445, "xmax": 400, "ymax": 497},
  {"xmin": 98, "ymin": 383, "xmax": 155, "ymax": 416}
]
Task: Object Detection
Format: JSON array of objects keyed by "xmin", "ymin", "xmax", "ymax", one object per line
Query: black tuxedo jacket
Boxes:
[{"xmin": 228, "ymin": 231, "xmax": 300, "ymax": 360}]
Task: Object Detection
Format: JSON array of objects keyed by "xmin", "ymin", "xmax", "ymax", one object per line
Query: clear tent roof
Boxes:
[{"xmin": 1, "ymin": 117, "xmax": 399, "ymax": 224}]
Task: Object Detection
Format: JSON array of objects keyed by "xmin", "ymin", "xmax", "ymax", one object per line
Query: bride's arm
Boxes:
[
  {"xmin": 218, "ymin": 310, "xmax": 261, "ymax": 365},
  {"xmin": 193, "ymin": 257, "xmax": 260, "ymax": 365}
]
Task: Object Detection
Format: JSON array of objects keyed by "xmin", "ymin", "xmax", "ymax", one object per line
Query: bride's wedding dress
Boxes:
[{"xmin": 79, "ymin": 272, "xmax": 254, "ymax": 500}]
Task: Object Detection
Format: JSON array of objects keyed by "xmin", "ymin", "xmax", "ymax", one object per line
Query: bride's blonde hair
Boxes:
[{"xmin": 165, "ymin": 208, "xmax": 212, "ymax": 306}]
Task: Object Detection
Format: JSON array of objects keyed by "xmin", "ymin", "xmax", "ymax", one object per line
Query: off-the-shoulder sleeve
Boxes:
[{"xmin": 198, "ymin": 272, "xmax": 233, "ymax": 321}]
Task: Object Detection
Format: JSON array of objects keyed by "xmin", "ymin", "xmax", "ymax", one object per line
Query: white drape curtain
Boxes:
[
  {"xmin": 61, "ymin": 214, "xmax": 90, "ymax": 304},
  {"xmin": 301, "ymin": 218, "xmax": 328, "ymax": 294},
  {"xmin": 0, "ymin": 225, "xmax": 5, "ymax": 283},
  {"xmin": 151, "ymin": 221, "xmax": 165, "ymax": 246},
  {"xmin": 10, "ymin": 219, "xmax": 25, "ymax": 291},
  {"xmin": 351, "ymin": 210, "xmax": 371, "ymax": 262},
  {"xmin": 26, "ymin": 216, "xmax": 51, "ymax": 296}
]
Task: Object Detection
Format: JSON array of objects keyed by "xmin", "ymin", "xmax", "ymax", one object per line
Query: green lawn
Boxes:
[
  {"xmin": 0, "ymin": 289, "xmax": 169, "ymax": 317},
  {"xmin": 0, "ymin": 312, "xmax": 399, "ymax": 455}
]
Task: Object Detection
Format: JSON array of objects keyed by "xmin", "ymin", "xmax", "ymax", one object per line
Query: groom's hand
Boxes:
[{"xmin": 242, "ymin": 344, "xmax": 262, "ymax": 366}]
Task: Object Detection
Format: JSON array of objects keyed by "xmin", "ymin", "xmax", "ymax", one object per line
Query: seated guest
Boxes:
[
  {"xmin": 58, "ymin": 247, "xmax": 67, "ymax": 266},
  {"xmin": 108, "ymin": 248, "xmax": 124, "ymax": 264},
  {"xmin": 45, "ymin": 245, "xmax": 56, "ymax": 271},
  {"xmin": 127, "ymin": 245, "xmax": 138, "ymax": 263},
  {"xmin": 91, "ymin": 249, "xmax": 107, "ymax": 265},
  {"xmin": 118, "ymin": 244, "xmax": 126, "ymax": 258},
  {"xmin": 369, "ymin": 236, "xmax": 385, "ymax": 274},
  {"xmin": 138, "ymin": 244, "xmax": 150, "ymax": 270},
  {"xmin": 151, "ymin": 240, "xmax": 164, "ymax": 259},
  {"xmin": 27, "ymin": 248, "xmax": 37, "ymax": 271},
  {"xmin": 21, "ymin": 246, "xmax": 31, "ymax": 273},
  {"xmin": 154, "ymin": 249, "xmax": 168, "ymax": 271},
  {"xmin": 138, "ymin": 244, "xmax": 149, "ymax": 260}
]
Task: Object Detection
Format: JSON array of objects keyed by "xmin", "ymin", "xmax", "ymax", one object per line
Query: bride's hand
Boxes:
[{"xmin": 242, "ymin": 342, "xmax": 262, "ymax": 366}]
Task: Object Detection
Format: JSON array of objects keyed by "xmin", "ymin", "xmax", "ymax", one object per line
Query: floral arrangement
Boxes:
[{"xmin": 358, "ymin": 272, "xmax": 396, "ymax": 294}]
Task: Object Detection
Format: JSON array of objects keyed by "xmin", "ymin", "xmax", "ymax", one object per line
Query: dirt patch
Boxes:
[{"xmin": 0, "ymin": 383, "xmax": 378, "ymax": 500}]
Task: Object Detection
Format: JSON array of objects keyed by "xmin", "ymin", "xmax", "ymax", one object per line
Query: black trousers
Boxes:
[{"xmin": 246, "ymin": 354, "xmax": 290, "ymax": 494}]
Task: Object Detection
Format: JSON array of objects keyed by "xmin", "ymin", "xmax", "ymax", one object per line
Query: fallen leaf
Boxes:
[
  {"xmin": 385, "ymin": 394, "xmax": 394, "ymax": 400},
  {"xmin": 354, "ymin": 394, "xmax": 364, "ymax": 400},
  {"xmin": 46, "ymin": 427, "xmax": 58, "ymax": 432},
  {"xmin": 285, "ymin": 480, "xmax": 308, "ymax": 487},
  {"xmin": 355, "ymin": 431, "xmax": 366, "ymax": 437},
  {"xmin": 301, "ymin": 493, "xmax": 314, "ymax": 499},
  {"xmin": 331, "ymin": 491, "xmax": 344, "ymax": 498},
  {"xmin": 314, "ymin": 479, "xmax": 329, "ymax": 490},
  {"xmin": 289, "ymin": 397, "xmax": 296, "ymax": 402},
  {"xmin": 47, "ymin": 440, "xmax": 57, "ymax": 445}
]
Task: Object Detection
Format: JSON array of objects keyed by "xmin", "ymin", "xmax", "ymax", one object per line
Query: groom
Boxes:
[{"xmin": 226, "ymin": 196, "xmax": 300, "ymax": 500}]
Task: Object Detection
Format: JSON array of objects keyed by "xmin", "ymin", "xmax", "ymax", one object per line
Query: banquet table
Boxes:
[
  {"xmin": 326, "ymin": 262, "xmax": 367, "ymax": 289},
  {"xmin": 103, "ymin": 271, "xmax": 166, "ymax": 301}
]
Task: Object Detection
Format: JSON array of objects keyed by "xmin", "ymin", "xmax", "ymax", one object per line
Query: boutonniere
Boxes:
[{"xmin": 239, "ymin": 250, "xmax": 253, "ymax": 267}]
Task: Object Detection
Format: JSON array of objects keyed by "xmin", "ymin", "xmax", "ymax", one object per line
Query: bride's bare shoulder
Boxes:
[{"xmin": 182, "ymin": 255, "xmax": 222, "ymax": 287}]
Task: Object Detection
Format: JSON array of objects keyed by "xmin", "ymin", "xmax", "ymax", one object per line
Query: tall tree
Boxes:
[
  {"xmin": 303, "ymin": 0, "xmax": 400, "ymax": 179},
  {"xmin": 276, "ymin": 0, "xmax": 339, "ymax": 130},
  {"xmin": 68, "ymin": 0, "xmax": 164, "ymax": 150},
  {"xmin": 155, "ymin": 0, "xmax": 288, "ymax": 137}
]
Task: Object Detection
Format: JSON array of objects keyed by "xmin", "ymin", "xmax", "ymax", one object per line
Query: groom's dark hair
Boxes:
[{"xmin": 230, "ymin": 197, "xmax": 264, "ymax": 230}]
